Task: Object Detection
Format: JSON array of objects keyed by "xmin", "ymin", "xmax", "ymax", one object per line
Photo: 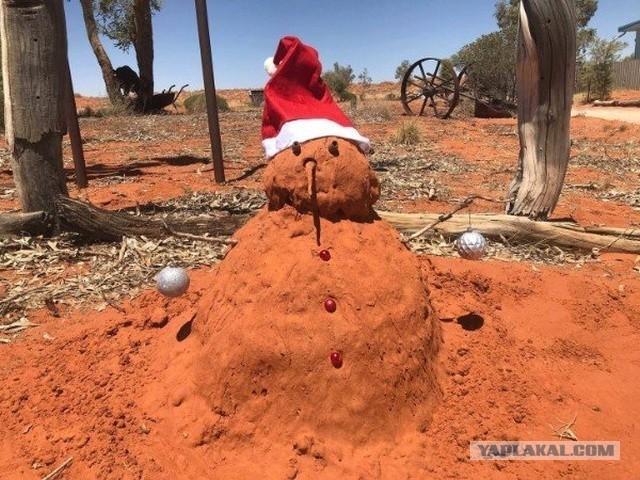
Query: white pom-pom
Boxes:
[
  {"xmin": 155, "ymin": 266, "xmax": 190, "ymax": 297},
  {"xmin": 455, "ymin": 229, "xmax": 487, "ymax": 260},
  {"xmin": 264, "ymin": 56, "xmax": 277, "ymax": 76}
]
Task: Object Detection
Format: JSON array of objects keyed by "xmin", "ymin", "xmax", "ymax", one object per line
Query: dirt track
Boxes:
[{"xmin": 572, "ymin": 106, "xmax": 640, "ymax": 124}]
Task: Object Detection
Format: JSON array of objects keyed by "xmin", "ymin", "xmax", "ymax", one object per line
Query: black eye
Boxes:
[
  {"xmin": 292, "ymin": 141, "xmax": 301, "ymax": 156},
  {"xmin": 328, "ymin": 140, "xmax": 339, "ymax": 156}
]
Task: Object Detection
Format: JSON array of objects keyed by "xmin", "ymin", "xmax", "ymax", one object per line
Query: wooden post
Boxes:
[
  {"xmin": 194, "ymin": 0, "xmax": 225, "ymax": 183},
  {"xmin": 132, "ymin": 0, "xmax": 154, "ymax": 109},
  {"xmin": 63, "ymin": 50, "xmax": 88, "ymax": 189},
  {"xmin": 0, "ymin": 0, "xmax": 69, "ymax": 219},
  {"xmin": 505, "ymin": 0, "xmax": 576, "ymax": 219}
]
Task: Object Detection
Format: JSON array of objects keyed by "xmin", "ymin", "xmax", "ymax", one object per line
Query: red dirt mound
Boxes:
[
  {"xmin": 189, "ymin": 206, "xmax": 441, "ymax": 444},
  {"xmin": 149, "ymin": 137, "xmax": 441, "ymax": 474}
]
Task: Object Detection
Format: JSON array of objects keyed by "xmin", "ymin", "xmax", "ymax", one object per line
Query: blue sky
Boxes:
[{"xmin": 65, "ymin": 0, "xmax": 639, "ymax": 96}]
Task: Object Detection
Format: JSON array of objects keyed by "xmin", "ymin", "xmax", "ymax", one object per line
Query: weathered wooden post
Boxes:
[
  {"xmin": 506, "ymin": 0, "xmax": 576, "ymax": 219},
  {"xmin": 64, "ymin": 57, "xmax": 88, "ymax": 189},
  {"xmin": 194, "ymin": 0, "xmax": 225, "ymax": 183},
  {"xmin": 0, "ymin": 0, "xmax": 69, "ymax": 219}
]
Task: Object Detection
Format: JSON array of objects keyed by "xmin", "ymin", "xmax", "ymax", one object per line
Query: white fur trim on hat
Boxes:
[
  {"xmin": 262, "ymin": 118, "xmax": 370, "ymax": 158},
  {"xmin": 264, "ymin": 56, "xmax": 277, "ymax": 76}
]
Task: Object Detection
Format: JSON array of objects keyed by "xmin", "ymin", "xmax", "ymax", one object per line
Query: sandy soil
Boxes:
[
  {"xmin": 572, "ymin": 106, "xmax": 640, "ymax": 124},
  {"xmin": 1, "ymin": 86, "xmax": 639, "ymax": 479}
]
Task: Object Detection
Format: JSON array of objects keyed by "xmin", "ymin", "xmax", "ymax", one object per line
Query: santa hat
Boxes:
[{"xmin": 261, "ymin": 36, "xmax": 370, "ymax": 158}]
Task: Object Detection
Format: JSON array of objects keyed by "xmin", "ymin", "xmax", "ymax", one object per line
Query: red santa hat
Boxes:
[{"xmin": 261, "ymin": 36, "xmax": 370, "ymax": 158}]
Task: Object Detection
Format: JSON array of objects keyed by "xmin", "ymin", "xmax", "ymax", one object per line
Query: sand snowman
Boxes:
[{"xmin": 190, "ymin": 37, "xmax": 441, "ymax": 456}]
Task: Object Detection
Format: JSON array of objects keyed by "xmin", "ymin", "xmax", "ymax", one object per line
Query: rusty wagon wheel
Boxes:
[{"xmin": 400, "ymin": 57, "xmax": 460, "ymax": 118}]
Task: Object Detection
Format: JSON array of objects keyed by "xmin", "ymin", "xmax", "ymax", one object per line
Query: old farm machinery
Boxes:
[{"xmin": 400, "ymin": 57, "xmax": 515, "ymax": 119}]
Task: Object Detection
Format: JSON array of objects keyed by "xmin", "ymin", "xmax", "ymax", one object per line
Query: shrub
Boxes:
[
  {"xmin": 395, "ymin": 60, "xmax": 412, "ymax": 81},
  {"xmin": 342, "ymin": 91, "xmax": 358, "ymax": 109},
  {"xmin": 184, "ymin": 92, "xmax": 230, "ymax": 113},
  {"xmin": 99, "ymin": 100, "xmax": 131, "ymax": 117},
  {"xmin": 357, "ymin": 68, "xmax": 372, "ymax": 100},
  {"xmin": 393, "ymin": 122, "xmax": 421, "ymax": 145},
  {"xmin": 77, "ymin": 106, "xmax": 103, "ymax": 118},
  {"xmin": 450, "ymin": 30, "xmax": 516, "ymax": 103},
  {"xmin": 354, "ymin": 103, "xmax": 393, "ymax": 122},
  {"xmin": 582, "ymin": 37, "xmax": 627, "ymax": 101},
  {"xmin": 322, "ymin": 63, "xmax": 355, "ymax": 102}
]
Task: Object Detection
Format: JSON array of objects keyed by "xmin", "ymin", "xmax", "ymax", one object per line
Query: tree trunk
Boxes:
[
  {"xmin": 0, "ymin": 0, "xmax": 69, "ymax": 221},
  {"xmin": 506, "ymin": 0, "xmax": 576, "ymax": 219},
  {"xmin": 0, "ymin": 195, "xmax": 250, "ymax": 241},
  {"xmin": 0, "ymin": 210, "xmax": 52, "ymax": 236},
  {"xmin": 78, "ymin": 0, "xmax": 122, "ymax": 105},
  {"xmin": 132, "ymin": 0, "xmax": 154, "ymax": 107}
]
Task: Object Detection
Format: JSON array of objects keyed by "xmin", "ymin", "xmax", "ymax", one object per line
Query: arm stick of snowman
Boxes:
[
  {"xmin": 406, "ymin": 194, "xmax": 503, "ymax": 241},
  {"xmin": 161, "ymin": 221, "xmax": 238, "ymax": 245}
]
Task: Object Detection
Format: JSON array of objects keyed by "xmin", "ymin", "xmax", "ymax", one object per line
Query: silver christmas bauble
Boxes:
[
  {"xmin": 455, "ymin": 229, "xmax": 487, "ymax": 260},
  {"xmin": 156, "ymin": 266, "xmax": 190, "ymax": 297}
]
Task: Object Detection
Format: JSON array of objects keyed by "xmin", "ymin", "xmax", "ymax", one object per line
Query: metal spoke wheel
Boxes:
[{"xmin": 400, "ymin": 57, "xmax": 460, "ymax": 118}]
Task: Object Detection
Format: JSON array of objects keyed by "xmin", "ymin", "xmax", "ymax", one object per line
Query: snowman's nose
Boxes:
[{"xmin": 303, "ymin": 159, "xmax": 317, "ymax": 197}]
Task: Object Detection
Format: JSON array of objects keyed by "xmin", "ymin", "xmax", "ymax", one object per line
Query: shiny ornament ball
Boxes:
[
  {"xmin": 324, "ymin": 298, "xmax": 337, "ymax": 313},
  {"xmin": 155, "ymin": 266, "xmax": 190, "ymax": 297},
  {"xmin": 455, "ymin": 229, "xmax": 487, "ymax": 260},
  {"xmin": 330, "ymin": 351, "xmax": 343, "ymax": 369}
]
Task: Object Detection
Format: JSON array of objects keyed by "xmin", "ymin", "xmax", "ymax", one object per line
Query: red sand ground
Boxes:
[
  {"xmin": 1, "ymin": 254, "xmax": 638, "ymax": 479},
  {"xmin": 1, "ymin": 87, "xmax": 639, "ymax": 479}
]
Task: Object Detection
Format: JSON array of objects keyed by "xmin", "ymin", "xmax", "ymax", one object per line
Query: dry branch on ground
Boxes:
[{"xmin": 381, "ymin": 211, "xmax": 640, "ymax": 254}]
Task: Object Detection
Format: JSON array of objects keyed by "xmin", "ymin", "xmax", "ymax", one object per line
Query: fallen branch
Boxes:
[
  {"xmin": 55, "ymin": 196, "xmax": 249, "ymax": 240},
  {"xmin": 3, "ymin": 197, "xmax": 640, "ymax": 254},
  {"xmin": 0, "ymin": 197, "xmax": 248, "ymax": 240},
  {"xmin": 11, "ymin": 196, "xmax": 251, "ymax": 240},
  {"xmin": 41, "ymin": 456, "xmax": 73, "ymax": 480},
  {"xmin": 161, "ymin": 222, "xmax": 238, "ymax": 245},
  {"xmin": 378, "ymin": 211, "xmax": 640, "ymax": 254},
  {"xmin": 406, "ymin": 194, "xmax": 504, "ymax": 240},
  {"xmin": 592, "ymin": 99, "xmax": 640, "ymax": 107},
  {"xmin": 406, "ymin": 197, "xmax": 475, "ymax": 240}
]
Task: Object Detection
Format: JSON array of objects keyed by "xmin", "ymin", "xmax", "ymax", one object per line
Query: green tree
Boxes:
[
  {"xmin": 495, "ymin": 0, "xmax": 598, "ymax": 57},
  {"xmin": 94, "ymin": 0, "xmax": 162, "ymax": 50},
  {"xmin": 395, "ymin": 60, "xmax": 411, "ymax": 81},
  {"xmin": 450, "ymin": 30, "xmax": 516, "ymax": 102},
  {"xmin": 357, "ymin": 68, "xmax": 372, "ymax": 100},
  {"xmin": 322, "ymin": 62, "xmax": 356, "ymax": 103},
  {"xmin": 583, "ymin": 37, "xmax": 627, "ymax": 101},
  {"xmin": 96, "ymin": 0, "xmax": 161, "ymax": 103},
  {"xmin": 77, "ymin": 0, "xmax": 163, "ymax": 107},
  {"xmin": 453, "ymin": 0, "xmax": 599, "ymax": 101},
  {"xmin": 358, "ymin": 68, "xmax": 371, "ymax": 86}
]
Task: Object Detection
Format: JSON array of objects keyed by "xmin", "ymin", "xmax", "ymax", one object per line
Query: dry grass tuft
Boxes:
[{"xmin": 392, "ymin": 122, "xmax": 421, "ymax": 145}]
